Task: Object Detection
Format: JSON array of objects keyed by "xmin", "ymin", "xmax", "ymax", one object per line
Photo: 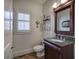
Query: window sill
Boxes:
[{"xmin": 13, "ymin": 30, "xmax": 31, "ymax": 35}]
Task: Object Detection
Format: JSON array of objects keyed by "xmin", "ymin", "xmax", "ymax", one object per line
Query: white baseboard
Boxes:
[{"xmin": 13, "ymin": 48, "xmax": 34, "ymax": 57}]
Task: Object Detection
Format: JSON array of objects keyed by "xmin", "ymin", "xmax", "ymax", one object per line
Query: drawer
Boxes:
[{"xmin": 44, "ymin": 41, "xmax": 61, "ymax": 52}]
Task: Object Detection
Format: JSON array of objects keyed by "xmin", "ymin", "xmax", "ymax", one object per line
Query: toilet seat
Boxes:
[{"xmin": 33, "ymin": 45, "xmax": 44, "ymax": 52}]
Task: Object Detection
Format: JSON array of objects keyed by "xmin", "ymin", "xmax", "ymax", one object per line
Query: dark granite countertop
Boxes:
[{"xmin": 44, "ymin": 38, "xmax": 74, "ymax": 47}]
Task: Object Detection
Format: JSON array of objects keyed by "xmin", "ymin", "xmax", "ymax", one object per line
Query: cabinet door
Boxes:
[{"xmin": 45, "ymin": 42, "xmax": 62, "ymax": 59}]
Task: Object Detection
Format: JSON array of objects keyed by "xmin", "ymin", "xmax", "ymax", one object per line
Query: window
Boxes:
[
  {"xmin": 11, "ymin": 12, "xmax": 13, "ymax": 30},
  {"xmin": 4, "ymin": 11, "xmax": 13, "ymax": 31},
  {"xmin": 4, "ymin": 20, "xmax": 10, "ymax": 30},
  {"xmin": 17, "ymin": 13, "xmax": 30, "ymax": 31}
]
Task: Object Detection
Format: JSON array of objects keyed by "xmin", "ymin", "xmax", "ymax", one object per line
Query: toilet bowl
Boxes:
[{"xmin": 33, "ymin": 45, "xmax": 44, "ymax": 57}]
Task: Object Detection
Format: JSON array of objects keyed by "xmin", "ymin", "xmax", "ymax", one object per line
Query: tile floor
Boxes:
[{"xmin": 14, "ymin": 52, "xmax": 44, "ymax": 59}]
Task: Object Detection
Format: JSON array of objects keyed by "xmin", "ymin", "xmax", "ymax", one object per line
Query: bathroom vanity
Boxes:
[
  {"xmin": 43, "ymin": 0, "xmax": 75, "ymax": 59},
  {"xmin": 44, "ymin": 39, "xmax": 74, "ymax": 59}
]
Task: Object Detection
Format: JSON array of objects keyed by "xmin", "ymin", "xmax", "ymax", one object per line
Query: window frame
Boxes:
[
  {"xmin": 16, "ymin": 12, "xmax": 31, "ymax": 32},
  {"xmin": 4, "ymin": 11, "xmax": 13, "ymax": 32}
]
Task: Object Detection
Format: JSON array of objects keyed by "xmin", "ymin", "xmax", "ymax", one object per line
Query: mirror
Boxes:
[
  {"xmin": 54, "ymin": 0, "xmax": 74, "ymax": 36},
  {"xmin": 57, "ymin": 8, "xmax": 70, "ymax": 31}
]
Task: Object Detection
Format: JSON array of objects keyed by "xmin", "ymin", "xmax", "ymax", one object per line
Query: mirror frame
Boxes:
[{"xmin": 54, "ymin": 0, "xmax": 74, "ymax": 36}]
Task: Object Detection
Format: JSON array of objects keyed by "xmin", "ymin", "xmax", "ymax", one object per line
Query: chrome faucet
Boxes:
[{"xmin": 60, "ymin": 36, "xmax": 66, "ymax": 41}]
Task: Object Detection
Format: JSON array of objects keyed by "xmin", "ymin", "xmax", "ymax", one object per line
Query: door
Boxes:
[
  {"xmin": 4, "ymin": 0, "xmax": 13, "ymax": 59},
  {"xmin": 44, "ymin": 41, "xmax": 62, "ymax": 59}
]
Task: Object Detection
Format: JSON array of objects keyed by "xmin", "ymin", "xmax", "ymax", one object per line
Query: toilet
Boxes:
[{"xmin": 33, "ymin": 45, "xmax": 44, "ymax": 57}]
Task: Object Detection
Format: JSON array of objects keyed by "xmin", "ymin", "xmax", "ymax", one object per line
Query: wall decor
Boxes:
[
  {"xmin": 62, "ymin": 20, "xmax": 70, "ymax": 27},
  {"xmin": 35, "ymin": 20, "xmax": 40, "ymax": 28}
]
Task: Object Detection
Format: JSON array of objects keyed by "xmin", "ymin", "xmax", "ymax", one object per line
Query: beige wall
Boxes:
[
  {"xmin": 43, "ymin": 0, "xmax": 60, "ymax": 38},
  {"xmin": 13, "ymin": 0, "xmax": 43, "ymax": 56},
  {"xmin": 12, "ymin": 0, "xmax": 61, "ymax": 57}
]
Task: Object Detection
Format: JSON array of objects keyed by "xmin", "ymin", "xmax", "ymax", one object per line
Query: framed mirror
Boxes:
[
  {"xmin": 54, "ymin": 0, "xmax": 74, "ymax": 36},
  {"xmin": 57, "ymin": 8, "xmax": 70, "ymax": 31}
]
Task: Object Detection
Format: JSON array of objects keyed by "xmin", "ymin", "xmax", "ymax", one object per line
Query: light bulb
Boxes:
[
  {"xmin": 61, "ymin": 0, "xmax": 68, "ymax": 4},
  {"xmin": 52, "ymin": 2, "xmax": 57, "ymax": 8}
]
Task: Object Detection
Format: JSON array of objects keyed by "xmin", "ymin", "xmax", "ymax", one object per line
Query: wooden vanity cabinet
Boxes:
[{"xmin": 44, "ymin": 41, "xmax": 74, "ymax": 59}]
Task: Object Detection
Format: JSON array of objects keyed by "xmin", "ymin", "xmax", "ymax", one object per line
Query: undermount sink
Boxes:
[{"xmin": 51, "ymin": 39, "xmax": 65, "ymax": 43}]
